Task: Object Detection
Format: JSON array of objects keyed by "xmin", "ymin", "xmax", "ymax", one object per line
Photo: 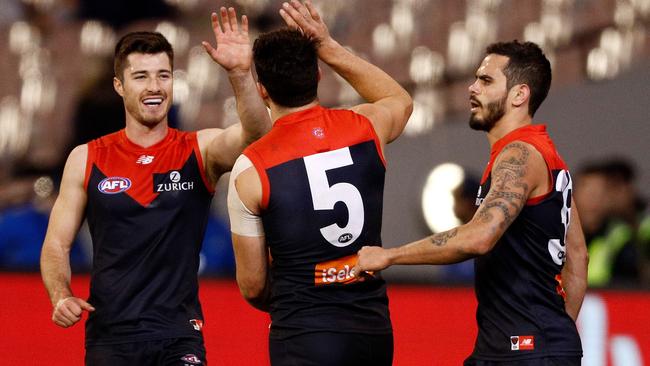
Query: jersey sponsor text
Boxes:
[
  {"xmin": 315, "ymin": 254, "xmax": 361, "ymax": 285},
  {"xmin": 157, "ymin": 181, "xmax": 195, "ymax": 192}
]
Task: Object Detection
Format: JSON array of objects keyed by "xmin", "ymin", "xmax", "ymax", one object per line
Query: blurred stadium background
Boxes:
[{"xmin": 1, "ymin": 0, "xmax": 649, "ymax": 365}]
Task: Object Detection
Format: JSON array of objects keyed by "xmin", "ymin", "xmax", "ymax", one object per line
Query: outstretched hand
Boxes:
[
  {"xmin": 202, "ymin": 7, "xmax": 252, "ymax": 74},
  {"xmin": 279, "ymin": 0, "xmax": 331, "ymax": 45},
  {"xmin": 52, "ymin": 296, "xmax": 95, "ymax": 328},
  {"xmin": 353, "ymin": 246, "xmax": 392, "ymax": 276}
]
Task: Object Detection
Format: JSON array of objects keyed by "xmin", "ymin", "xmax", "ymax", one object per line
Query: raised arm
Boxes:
[
  {"xmin": 200, "ymin": 7, "xmax": 271, "ymax": 183},
  {"xmin": 279, "ymin": 0, "xmax": 413, "ymax": 148},
  {"xmin": 561, "ymin": 199, "xmax": 588, "ymax": 321},
  {"xmin": 356, "ymin": 141, "xmax": 545, "ymax": 271},
  {"xmin": 40, "ymin": 145, "xmax": 95, "ymax": 328}
]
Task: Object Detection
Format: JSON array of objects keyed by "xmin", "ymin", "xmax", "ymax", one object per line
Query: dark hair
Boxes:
[
  {"xmin": 485, "ymin": 40, "xmax": 551, "ymax": 117},
  {"xmin": 253, "ymin": 28, "xmax": 319, "ymax": 108},
  {"xmin": 114, "ymin": 31, "xmax": 173, "ymax": 80}
]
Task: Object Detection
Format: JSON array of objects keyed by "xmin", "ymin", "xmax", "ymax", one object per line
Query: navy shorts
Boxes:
[
  {"xmin": 269, "ymin": 331, "xmax": 393, "ymax": 366},
  {"xmin": 85, "ymin": 337, "xmax": 206, "ymax": 366},
  {"xmin": 464, "ymin": 356, "xmax": 581, "ymax": 366}
]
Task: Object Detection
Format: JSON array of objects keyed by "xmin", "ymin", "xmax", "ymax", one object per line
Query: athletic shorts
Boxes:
[
  {"xmin": 464, "ymin": 356, "xmax": 581, "ymax": 366},
  {"xmin": 269, "ymin": 331, "xmax": 393, "ymax": 366},
  {"xmin": 85, "ymin": 337, "xmax": 206, "ymax": 366}
]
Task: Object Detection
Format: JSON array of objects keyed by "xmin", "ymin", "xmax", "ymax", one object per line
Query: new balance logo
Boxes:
[
  {"xmin": 136, "ymin": 155, "xmax": 155, "ymax": 164},
  {"xmin": 510, "ymin": 335, "xmax": 534, "ymax": 351}
]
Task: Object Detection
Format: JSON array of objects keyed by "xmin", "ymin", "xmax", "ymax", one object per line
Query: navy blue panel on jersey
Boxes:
[
  {"xmin": 470, "ymin": 125, "xmax": 582, "ymax": 361},
  {"xmin": 261, "ymin": 140, "xmax": 391, "ymax": 339},
  {"xmin": 85, "ymin": 133, "xmax": 212, "ymax": 345}
]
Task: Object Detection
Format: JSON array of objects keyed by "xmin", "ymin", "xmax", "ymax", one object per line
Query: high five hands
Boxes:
[
  {"xmin": 279, "ymin": 0, "xmax": 332, "ymax": 47},
  {"xmin": 202, "ymin": 7, "xmax": 252, "ymax": 74}
]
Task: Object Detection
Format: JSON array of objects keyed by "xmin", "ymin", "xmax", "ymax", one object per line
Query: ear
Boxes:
[
  {"xmin": 113, "ymin": 77, "xmax": 124, "ymax": 97},
  {"xmin": 256, "ymin": 82, "xmax": 271, "ymax": 108},
  {"xmin": 256, "ymin": 82, "xmax": 268, "ymax": 99},
  {"xmin": 510, "ymin": 84, "xmax": 530, "ymax": 108}
]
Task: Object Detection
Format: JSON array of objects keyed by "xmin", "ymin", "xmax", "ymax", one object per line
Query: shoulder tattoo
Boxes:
[{"xmin": 475, "ymin": 142, "xmax": 531, "ymax": 231}]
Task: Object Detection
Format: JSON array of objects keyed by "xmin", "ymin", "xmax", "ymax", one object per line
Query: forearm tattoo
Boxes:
[
  {"xmin": 429, "ymin": 228, "xmax": 458, "ymax": 247},
  {"xmin": 476, "ymin": 142, "xmax": 531, "ymax": 231}
]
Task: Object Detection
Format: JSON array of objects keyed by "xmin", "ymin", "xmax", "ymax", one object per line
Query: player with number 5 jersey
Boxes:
[{"xmin": 225, "ymin": 1, "xmax": 412, "ymax": 365}]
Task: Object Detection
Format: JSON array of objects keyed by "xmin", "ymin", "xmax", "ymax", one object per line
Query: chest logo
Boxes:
[
  {"xmin": 156, "ymin": 170, "xmax": 194, "ymax": 192},
  {"xmin": 136, "ymin": 154, "xmax": 155, "ymax": 164},
  {"xmin": 98, "ymin": 177, "xmax": 131, "ymax": 194}
]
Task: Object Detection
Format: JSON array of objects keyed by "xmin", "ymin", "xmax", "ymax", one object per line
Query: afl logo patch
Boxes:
[
  {"xmin": 312, "ymin": 127, "xmax": 325, "ymax": 139},
  {"xmin": 98, "ymin": 177, "xmax": 131, "ymax": 194},
  {"xmin": 338, "ymin": 233, "xmax": 353, "ymax": 243}
]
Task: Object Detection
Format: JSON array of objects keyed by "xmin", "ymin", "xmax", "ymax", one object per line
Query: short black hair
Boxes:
[
  {"xmin": 486, "ymin": 40, "xmax": 551, "ymax": 117},
  {"xmin": 253, "ymin": 28, "xmax": 319, "ymax": 108},
  {"xmin": 114, "ymin": 31, "xmax": 173, "ymax": 80}
]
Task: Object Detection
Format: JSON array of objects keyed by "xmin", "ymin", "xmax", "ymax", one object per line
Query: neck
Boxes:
[
  {"xmin": 486, "ymin": 110, "xmax": 532, "ymax": 146},
  {"xmin": 269, "ymin": 100, "xmax": 319, "ymax": 123},
  {"xmin": 124, "ymin": 118, "xmax": 169, "ymax": 148}
]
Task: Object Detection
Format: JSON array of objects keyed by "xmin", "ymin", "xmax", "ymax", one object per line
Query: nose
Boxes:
[
  {"xmin": 468, "ymin": 80, "xmax": 479, "ymax": 95},
  {"xmin": 146, "ymin": 77, "xmax": 161, "ymax": 93}
]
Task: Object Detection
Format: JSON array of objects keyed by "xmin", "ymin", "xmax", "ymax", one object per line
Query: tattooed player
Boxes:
[{"xmin": 356, "ymin": 41, "xmax": 588, "ymax": 366}]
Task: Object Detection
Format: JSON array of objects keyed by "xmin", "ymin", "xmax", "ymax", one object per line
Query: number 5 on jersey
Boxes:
[{"xmin": 304, "ymin": 147, "xmax": 365, "ymax": 247}]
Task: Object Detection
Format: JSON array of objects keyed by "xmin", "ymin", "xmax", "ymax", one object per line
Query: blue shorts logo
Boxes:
[{"xmin": 98, "ymin": 177, "xmax": 131, "ymax": 194}]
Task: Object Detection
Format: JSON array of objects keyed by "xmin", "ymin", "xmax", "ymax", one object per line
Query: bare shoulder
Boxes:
[
  {"xmin": 493, "ymin": 141, "xmax": 547, "ymax": 194},
  {"xmin": 350, "ymin": 103, "xmax": 392, "ymax": 146},
  {"xmin": 196, "ymin": 128, "xmax": 224, "ymax": 150},
  {"xmin": 494, "ymin": 141, "xmax": 545, "ymax": 176},
  {"xmin": 350, "ymin": 103, "xmax": 390, "ymax": 127},
  {"xmin": 473, "ymin": 141, "xmax": 545, "ymax": 234},
  {"xmin": 68, "ymin": 144, "xmax": 88, "ymax": 165},
  {"xmin": 235, "ymin": 164, "xmax": 262, "ymax": 214},
  {"xmin": 60, "ymin": 144, "xmax": 89, "ymax": 190},
  {"xmin": 64, "ymin": 145, "xmax": 89, "ymax": 177}
]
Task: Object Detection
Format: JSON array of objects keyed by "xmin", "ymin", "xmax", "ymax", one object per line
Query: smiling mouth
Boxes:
[{"xmin": 142, "ymin": 97, "xmax": 163, "ymax": 106}]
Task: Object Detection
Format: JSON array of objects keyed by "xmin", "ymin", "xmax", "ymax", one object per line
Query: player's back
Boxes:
[{"xmin": 244, "ymin": 105, "xmax": 392, "ymax": 340}]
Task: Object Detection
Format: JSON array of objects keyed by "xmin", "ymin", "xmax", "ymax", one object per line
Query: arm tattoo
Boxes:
[
  {"xmin": 476, "ymin": 142, "xmax": 531, "ymax": 230},
  {"xmin": 429, "ymin": 228, "xmax": 458, "ymax": 247}
]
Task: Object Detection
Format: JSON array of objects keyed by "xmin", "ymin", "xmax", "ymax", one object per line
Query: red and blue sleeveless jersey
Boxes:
[
  {"xmin": 469, "ymin": 124, "xmax": 582, "ymax": 361},
  {"xmin": 83, "ymin": 128, "xmax": 214, "ymax": 345},
  {"xmin": 243, "ymin": 105, "xmax": 392, "ymax": 339}
]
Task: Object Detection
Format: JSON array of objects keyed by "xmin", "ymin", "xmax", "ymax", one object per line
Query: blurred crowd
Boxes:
[
  {"xmin": 0, "ymin": 0, "xmax": 237, "ymax": 277},
  {"xmin": 574, "ymin": 158, "xmax": 650, "ymax": 288}
]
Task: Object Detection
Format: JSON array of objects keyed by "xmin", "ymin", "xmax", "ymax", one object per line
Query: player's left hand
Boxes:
[
  {"xmin": 279, "ymin": 0, "xmax": 331, "ymax": 46},
  {"xmin": 202, "ymin": 7, "xmax": 251, "ymax": 74},
  {"xmin": 51, "ymin": 296, "xmax": 95, "ymax": 328}
]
